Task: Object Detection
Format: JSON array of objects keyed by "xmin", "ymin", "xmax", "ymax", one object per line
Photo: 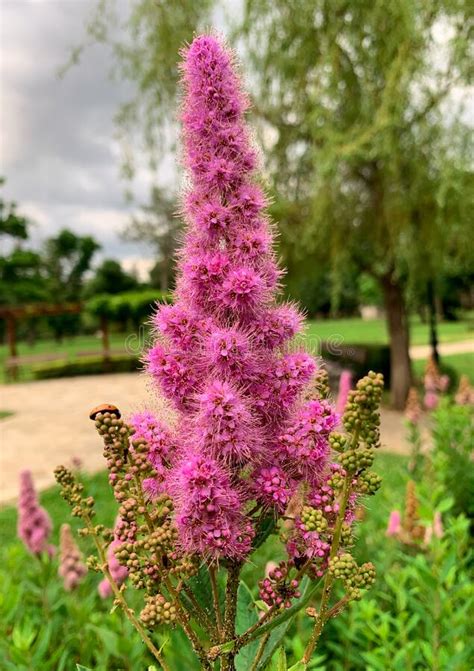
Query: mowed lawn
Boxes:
[
  {"xmin": 0, "ymin": 315, "xmax": 472, "ymax": 383},
  {"xmin": 305, "ymin": 315, "xmax": 473, "ymax": 346}
]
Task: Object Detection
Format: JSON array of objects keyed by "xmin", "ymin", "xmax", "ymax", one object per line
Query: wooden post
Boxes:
[
  {"xmin": 6, "ymin": 315, "xmax": 17, "ymax": 357},
  {"xmin": 6, "ymin": 314, "xmax": 18, "ymax": 381},
  {"xmin": 101, "ymin": 315, "xmax": 110, "ymax": 362}
]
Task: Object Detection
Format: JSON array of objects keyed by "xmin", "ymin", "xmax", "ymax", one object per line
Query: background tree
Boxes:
[
  {"xmin": 0, "ymin": 180, "xmax": 47, "ymax": 307},
  {"xmin": 64, "ymin": 0, "xmax": 213, "ymax": 179},
  {"xmin": 240, "ymin": 0, "xmax": 473, "ymax": 407},
  {"xmin": 71, "ymin": 0, "xmax": 473, "ymax": 407},
  {"xmin": 44, "ymin": 229, "xmax": 100, "ymax": 340},
  {"xmin": 122, "ymin": 186, "xmax": 180, "ymax": 292},
  {"xmin": 84, "ymin": 259, "xmax": 140, "ymax": 298}
]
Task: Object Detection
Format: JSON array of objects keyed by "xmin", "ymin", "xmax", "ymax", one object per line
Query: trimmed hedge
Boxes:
[
  {"xmin": 32, "ymin": 355, "xmax": 140, "ymax": 380},
  {"xmin": 85, "ymin": 290, "xmax": 170, "ymax": 323}
]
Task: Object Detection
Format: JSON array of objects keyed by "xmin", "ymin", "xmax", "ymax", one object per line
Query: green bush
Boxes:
[
  {"xmin": 32, "ymin": 356, "xmax": 140, "ymax": 380},
  {"xmin": 432, "ymin": 401, "xmax": 474, "ymax": 525},
  {"xmin": 321, "ymin": 342, "xmax": 391, "ymax": 384},
  {"xmin": 85, "ymin": 289, "xmax": 170, "ymax": 325}
]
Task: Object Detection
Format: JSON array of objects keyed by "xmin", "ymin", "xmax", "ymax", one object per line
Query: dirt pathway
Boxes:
[
  {"xmin": 410, "ymin": 339, "xmax": 473, "ymax": 359},
  {"xmin": 0, "ymin": 372, "xmax": 413, "ymax": 505}
]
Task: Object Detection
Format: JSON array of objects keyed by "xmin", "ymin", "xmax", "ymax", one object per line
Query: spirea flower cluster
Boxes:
[
  {"xmin": 17, "ymin": 470, "xmax": 54, "ymax": 556},
  {"xmin": 141, "ymin": 34, "xmax": 336, "ymax": 560},
  {"xmin": 58, "ymin": 523, "xmax": 87, "ymax": 591},
  {"xmin": 55, "ymin": 35, "xmax": 385, "ymax": 669}
]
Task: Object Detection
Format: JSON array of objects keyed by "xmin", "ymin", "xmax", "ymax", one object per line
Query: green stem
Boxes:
[
  {"xmin": 221, "ymin": 561, "xmax": 242, "ymax": 671},
  {"xmin": 210, "ymin": 564, "xmax": 224, "ymax": 639},
  {"xmin": 249, "ymin": 631, "xmax": 271, "ymax": 671},
  {"xmin": 165, "ymin": 576, "xmax": 212, "ymax": 670},
  {"xmin": 85, "ymin": 515, "xmax": 170, "ymax": 671},
  {"xmin": 182, "ymin": 583, "xmax": 217, "ymax": 642},
  {"xmin": 301, "ymin": 474, "xmax": 352, "ymax": 665}
]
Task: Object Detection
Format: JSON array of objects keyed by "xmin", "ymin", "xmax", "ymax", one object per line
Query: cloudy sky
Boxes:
[{"xmin": 1, "ymin": 0, "xmax": 162, "ymax": 277}]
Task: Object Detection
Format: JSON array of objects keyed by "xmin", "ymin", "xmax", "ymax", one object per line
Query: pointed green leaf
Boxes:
[{"xmin": 235, "ymin": 582, "xmax": 260, "ymax": 671}]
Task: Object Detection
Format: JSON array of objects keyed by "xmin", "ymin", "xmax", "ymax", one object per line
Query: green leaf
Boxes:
[
  {"xmin": 277, "ymin": 647, "xmax": 288, "ymax": 671},
  {"xmin": 186, "ymin": 565, "xmax": 214, "ymax": 616},
  {"xmin": 235, "ymin": 582, "xmax": 260, "ymax": 671},
  {"xmin": 76, "ymin": 666, "xmax": 93, "ymax": 671},
  {"xmin": 256, "ymin": 577, "xmax": 310, "ymax": 670},
  {"xmin": 252, "ymin": 515, "xmax": 277, "ymax": 550}
]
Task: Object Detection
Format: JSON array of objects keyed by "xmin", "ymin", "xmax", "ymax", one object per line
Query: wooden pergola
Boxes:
[{"xmin": 0, "ymin": 302, "xmax": 83, "ymax": 358}]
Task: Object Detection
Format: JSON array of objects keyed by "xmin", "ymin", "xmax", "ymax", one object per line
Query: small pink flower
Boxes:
[
  {"xmin": 386, "ymin": 510, "xmax": 402, "ymax": 537},
  {"xmin": 17, "ymin": 470, "xmax": 55, "ymax": 556},
  {"xmin": 336, "ymin": 370, "xmax": 352, "ymax": 416},
  {"xmin": 433, "ymin": 511, "xmax": 443, "ymax": 539}
]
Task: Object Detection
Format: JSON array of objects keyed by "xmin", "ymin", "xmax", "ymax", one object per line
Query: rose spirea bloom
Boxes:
[
  {"xmin": 17, "ymin": 470, "xmax": 54, "ymax": 556},
  {"xmin": 140, "ymin": 35, "xmax": 335, "ymax": 560},
  {"xmin": 58, "ymin": 523, "xmax": 87, "ymax": 591},
  {"xmin": 98, "ymin": 518, "xmax": 130, "ymax": 598},
  {"xmin": 171, "ymin": 453, "xmax": 253, "ymax": 558},
  {"xmin": 336, "ymin": 370, "xmax": 352, "ymax": 416}
]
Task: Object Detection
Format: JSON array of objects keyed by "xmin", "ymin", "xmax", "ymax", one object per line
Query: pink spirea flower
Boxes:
[
  {"xmin": 336, "ymin": 369, "xmax": 352, "ymax": 416},
  {"xmin": 98, "ymin": 518, "xmax": 130, "ymax": 599},
  {"xmin": 193, "ymin": 379, "xmax": 259, "ymax": 463},
  {"xmin": 172, "ymin": 452, "xmax": 254, "ymax": 559},
  {"xmin": 277, "ymin": 400, "xmax": 338, "ymax": 484},
  {"xmin": 254, "ymin": 466, "xmax": 294, "ymax": 512},
  {"xmin": 58, "ymin": 523, "xmax": 87, "ymax": 591},
  {"xmin": 386, "ymin": 510, "xmax": 402, "ymax": 537},
  {"xmin": 17, "ymin": 470, "xmax": 54, "ymax": 556},
  {"xmin": 140, "ymin": 35, "xmax": 333, "ymax": 559},
  {"xmin": 129, "ymin": 411, "xmax": 174, "ymax": 476},
  {"xmin": 424, "ymin": 390, "xmax": 439, "ymax": 411}
]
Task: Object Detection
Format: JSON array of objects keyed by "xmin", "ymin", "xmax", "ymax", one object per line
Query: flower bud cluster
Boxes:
[
  {"xmin": 342, "ymin": 371, "xmax": 384, "ymax": 448},
  {"xmin": 424, "ymin": 355, "xmax": 449, "ymax": 410},
  {"xmin": 258, "ymin": 561, "xmax": 301, "ymax": 609},
  {"xmin": 54, "ymin": 465, "xmax": 95, "ymax": 520},
  {"xmin": 287, "ymin": 373, "xmax": 383, "ymax": 582},
  {"xmin": 455, "ymin": 374, "xmax": 474, "ymax": 406},
  {"xmin": 329, "ymin": 553, "xmax": 376, "ymax": 600},
  {"xmin": 140, "ymin": 594, "xmax": 178, "ymax": 628},
  {"xmin": 405, "ymin": 387, "xmax": 422, "ymax": 425}
]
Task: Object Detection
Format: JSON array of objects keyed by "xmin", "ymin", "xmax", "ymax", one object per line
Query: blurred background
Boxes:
[
  {"xmin": 1, "ymin": 3, "xmax": 473, "ymax": 670},
  {"xmin": 1, "ymin": 0, "xmax": 473, "ymax": 497}
]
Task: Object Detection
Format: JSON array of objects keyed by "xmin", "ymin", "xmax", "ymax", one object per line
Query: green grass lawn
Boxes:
[
  {"xmin": 305, "ymin": 315, "xmax": 473, "ymax": 346},
  {"xmin": 413, "ymin": 352, "xmax": 474, "ymax": 384},
  {"xmin": 0, "ymin": 315, "xmax": 472, "ymax": 383}
]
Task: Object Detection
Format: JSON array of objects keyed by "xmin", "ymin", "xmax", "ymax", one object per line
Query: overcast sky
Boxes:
[{"xmin": 0, "ymin": 0, "xmax": 161, "ymax": 277}]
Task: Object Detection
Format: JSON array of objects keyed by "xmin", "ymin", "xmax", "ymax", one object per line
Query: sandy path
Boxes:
[
  {"xmin": 0, "ymin": 372, "xmax": 412, "ymax": 505},
  {"xmin": 410, "ymin": 339, "xmax": 474, "ymax": 359}
]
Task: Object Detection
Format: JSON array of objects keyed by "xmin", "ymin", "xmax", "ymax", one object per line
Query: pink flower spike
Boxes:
[
  {"xmin": 336, "ymin": 370, "xmax": 352, "ymax": 416},
  {"xmin": 386, "ymin": 510, "xmax": 402, "ymax": 537},
  {"xmin": 17, "ymin": 470, "xmax": 54, "ymax": 556}
]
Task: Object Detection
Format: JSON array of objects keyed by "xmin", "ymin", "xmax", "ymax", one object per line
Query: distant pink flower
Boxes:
[
  {"xmin": 336, "ymin": 370, "xmax": 352, "ymax": 416},
  {"xmin": 17, "ymin": 470, "xmax": 54, "ymax": 556},
  {"xmin": 386, "ymin": 510, "xmax": 402, "ymax": 537},
  {"xmin": 424, "ymin": 390, "xmax": 439, "ymax": 411},
  {"xmin": 98, "ymin": 518, "xmax": 130, "ymax": 599},
  {"xmin": 433, "ymin": 511, "xmax": 443, "ymax": 539},
  {"xmin": 58, "ymin": 524, "xmax": 87, "ymax": 591}
]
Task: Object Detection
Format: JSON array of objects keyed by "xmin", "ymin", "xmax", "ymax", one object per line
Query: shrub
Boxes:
[{"xmin": 32, "ymin": 356, "xmax": 140, "ymax": 380}]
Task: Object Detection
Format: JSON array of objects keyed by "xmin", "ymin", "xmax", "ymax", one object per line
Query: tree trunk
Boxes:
[
  {"xmin": 381, "ymin": 275, "xmax": 412, "ymax": 410},
  {"xmin": 426, "ymin": 279, "xmax": 439, "ymax": 363}
]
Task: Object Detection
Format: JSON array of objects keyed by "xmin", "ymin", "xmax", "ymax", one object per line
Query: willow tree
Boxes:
[{"xmin": 241, "ymin": 0, "xmax": 472, "ymax": 408}]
